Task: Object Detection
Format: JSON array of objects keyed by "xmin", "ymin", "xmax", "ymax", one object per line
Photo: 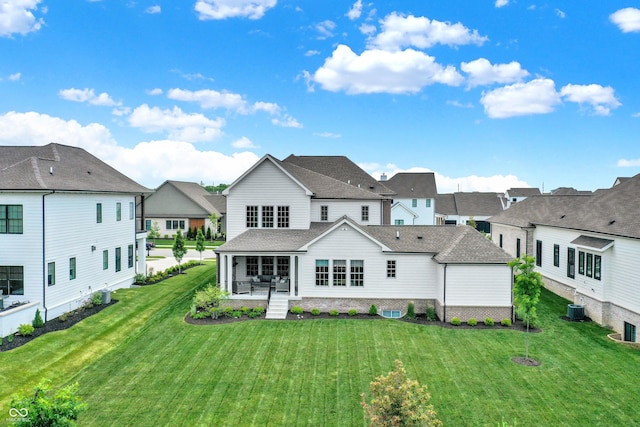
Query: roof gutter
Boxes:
[{"xmin": 42, "ymin": 190, "xmax": 55, "ymax": 322}]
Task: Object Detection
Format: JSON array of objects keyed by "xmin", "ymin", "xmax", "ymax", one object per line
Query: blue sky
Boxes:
[{"xmin": 1, "ymin": 1, "xmax": 639, "ymax": 193}]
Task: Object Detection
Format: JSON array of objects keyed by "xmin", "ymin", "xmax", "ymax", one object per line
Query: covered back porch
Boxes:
[{"xmin": 217, "ymin": 253, "xmax": 301, "ymax": 297}]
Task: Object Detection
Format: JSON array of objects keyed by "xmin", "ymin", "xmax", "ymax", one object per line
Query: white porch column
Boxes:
[{"xmin": 136, "ymin": 232, "xmax": 147, "ymax": 276}]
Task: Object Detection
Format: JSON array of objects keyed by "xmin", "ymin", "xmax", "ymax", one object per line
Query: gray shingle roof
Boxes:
[
  {"xmin": 383, "ymin": 172, "xmax": 437, "ymax": 198},
  {"xmin": 507, "ymin": 187, "xmax": 541, "ymax": 197},
  {"xmin": 218, "ymin": 219, "xmax": 511, "ymax": 264},
  {"xmin": 435, "ymin": 192, "xmax": 503, "ymax": 216},
  {"xmin": 164, "ymin": 181, "xmax": 220, "ymax": 213},
  {"xmin": 490, "ymin": 173, "xmax": 640, "ymax": 239},
  {"xmin": 282, "ymin": 155, "xmax": 395, "ymax": 196},
  {"xmin": 570, "ymin": 235, "xmax": 614, "ymax": 250},
  {"xmin": 204, "ymin": 194, "xmax": 226, "ymax": 214},
  {"xmin": 0, "ymin": 143, "xmax": 150, "ymax": 193}
]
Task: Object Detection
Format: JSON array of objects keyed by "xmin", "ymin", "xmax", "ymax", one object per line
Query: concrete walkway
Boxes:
[{"xmin": 144, "ymin": 247, "xmax": 215, "ymax": 275}]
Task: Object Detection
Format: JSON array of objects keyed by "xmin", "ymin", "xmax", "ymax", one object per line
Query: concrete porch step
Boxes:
[{"xmin": 266, "ymin": 294, "xmax": 289, "ymax": 319}]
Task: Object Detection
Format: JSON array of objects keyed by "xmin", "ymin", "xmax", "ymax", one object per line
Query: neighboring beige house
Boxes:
[
  {"xmin": 215, "ymin": 154, "xmax": 513, "ymax": 321},
  {"xmin": 142, "ymin": 180, "xmax": 225, "ymax": 238},
  {"xmin": 489, "ymin": 174, "xmax": 640, "ymax": 343}
]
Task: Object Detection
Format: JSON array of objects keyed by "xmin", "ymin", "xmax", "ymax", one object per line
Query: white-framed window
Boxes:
[
  {"xmin": 361, "ymin": 206, "xmax": 369, "ymax": 222},
  {"xmin": 115, "ymin": 247, "xmax": 121, "ymax": 272},
  {"xmin": 315, "ymin": 260, "xmax": 329, "ymax": 286},
  {"xmin": 128, "ymin": 244, "xmax": 134, "ymax": 268},
  {"xmin": 69, "ymin": 257, "xmax": 77, "ymax": 280},
  {"xmin": 116, "ymin": 202, "xmax": 122, "ymax": 221},
  {"xmin": 48, "ymin": 262, "xmax": 56, "ymax": 286},
  {"xmin": 387, "ymin": 260, "xmax": 396, "ymax": 278},
  {"xmin": 129, "ymin": 202, "xmax": 134, "ymax": 220},
  {"xmin": 262, "ymin": 206, "xmax": 274, "ymax": 228},
  {"xmin": 321, "ymin": 205, "xmax": 328, "ymax": 221},
  {"xmin": 333, "ymin": 260, "xmax": 346, "ymax": 286},
  {"xmin": 351, "ymin": 260, "xmax": 364, "ymax": 286},
  {"xmin": 277, "ymin": 206, "xmax": 290, "ymax": 228},
  {"xmin": 0, "ymin": 266, "xmax": 24, "ymax": 295},
  {"xmin": 0, "ymin": 205, "xmax": 23, "ymax": 234},
  {"xmin": 246, "ymin": 206, "xmax": 258, "ymax": 228}
]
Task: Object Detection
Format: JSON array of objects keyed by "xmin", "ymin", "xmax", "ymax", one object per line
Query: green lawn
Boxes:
[{"xmin": 2, "ymin": 264, "xmax": 639, "ymax": 426}]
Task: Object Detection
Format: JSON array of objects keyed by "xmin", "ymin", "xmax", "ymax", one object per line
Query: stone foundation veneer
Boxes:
[
  {"xmin": 291, "ymin": 298, "xmax": 433, "ymax": 315},
  {"xmin": 542, "ymin": 276, "xmax": 639, "ymax": 341}
]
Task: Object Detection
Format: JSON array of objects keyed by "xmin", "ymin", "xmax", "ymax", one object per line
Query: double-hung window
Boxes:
[
  {"xmin": 0, "ymin": 266, "xmax": 24, "ymax": 295},
  {"xmin": 578, "ymin": 251, "xmax": 585, "ymax": 275},
  {"xmin": 0, "ymin": 205, "xmax": 23, "ymax": 234},
  {"xmin": 277, "ymin": 257, "xmax": 290, "ymax": 277},
  {"xmin": 277, "ymin": 206, "xmax": 289, "ymax": 228},
  {"xmin": 246, "ymin": 206, "xmax": 258, "ymax": 228},
  {"xmin": 261, "ymin": 257, "xmax": 274, "ymax": 276},
  {"xmin": 262, "ymin": 206, "xmax": 274, "ymax": 228},
  {"xmin": 387, "ymin": 260, "xmax": 396, "ymax": 278},
  {"xmin": 586, "ymin": 253, "xmax": 593, "ymax": 278},
  {"xmin": 567, "ymin": 248, "xmax": 575, "ymax": 279},
  {"xmin": 333, "ymin": 260, "xmax": 346, "ymax": 286},
  {"xmin": 315, "ymin": 260, "xmax": 329, "ymax": 286},
  {"xmin": 321, "ymin": 205, "xmax": 328, "ymax": 221},
  {"xmin": 351, "ymin": 260, "xmax": 364, "ymax": 286},
  {"xmin": 361, "ymin": 206, "xmax": 369, "ymax": 222},
  {"xmin": 48, "ymin": 262, "xmax": 56, "ymax": 286},
  {"xmin": 246, "ymin": 256, "xmax": 258, "ymax": 277}
]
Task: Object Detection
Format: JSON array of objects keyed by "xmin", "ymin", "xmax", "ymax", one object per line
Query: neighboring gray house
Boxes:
[
  {"xmin": 489, "ymin": 174, "xmax": 640, "ymax": 342},
  {"xmin": 215, "ymin": 154, "xmax": 513, "ymax": 322},
  {"xmin": 142, "ymin": 180, "xmax": 225, "ymax": 238},
  {"xmin": 0, "ymin": 143, "xmax": 151, "ymax": 336},
  {"xmin": 382, "ymin": 172, "xmax": 438, "ymax": 225},
  {"xmin": 435, "ymin": 192, "xmax": 504, "ymax": 234},
  {"xmin": 501, "ymin": 187, "xmax": 541, "ymax": 209}
]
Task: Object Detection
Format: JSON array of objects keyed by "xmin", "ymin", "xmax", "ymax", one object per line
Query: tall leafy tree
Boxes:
[
  {"xmin": 147, "ymin": 221, "xmax": 160, "ymax": 242},
  {"xmin": 508, "ymin": 255, "xmax": 543, "ymax": 360},
  {"xmin": 172, "ymin": 229, "xmax": 187, "ymax": 274},
  {"xmin": 208, "ymin": 212, "xmax": 219, "ymax": 240},
  {"xmin": 195, "ymin": 228, "xmax": 206, "ymax": 264},
  {"xmin": 11, "ymin": 378, "xmax": 86, "ymax": 426}
]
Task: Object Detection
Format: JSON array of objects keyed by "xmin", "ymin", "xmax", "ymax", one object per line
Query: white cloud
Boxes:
[
  {"xmin": 145, "ymin": 5, "xmax": 161, "ymax": 14},
  {"xmin": 633, "ymin": 112, "xmax": 640, "ymax": 118},
  {"xmin": 59, "ymin": 88, "xmax": 121, "ymax": 107},
  {"xmin": 0, "ymin": 0, "xmax": 44, "ymax": 37},
  {"xmin": 147, "ymin": 88, "xmax": 163, "ymax": 95},
  {"xmin": 128, "ymin": 104, "xmax": 225, "ymax": 142},
  {"xmin": 346, "ymin": 0, "xmax": 362, "ymax": 20},
  {"xmin": 272, "ymin": 115, "xmax": 302, "ymax": 128},
  {"xmin": 617, "ymin": 158, "xmax": 640, "ymax": 167},
  {"xmin": 447, "ymin": 100, "xmax": 474, "ymax": 109},
  {"xmin": 461, "ymin": 58, "xmax": 529, "ymax": 88},
  {"xmin": 560, "ymin": 84, "xmax": 621, "ymax": 116},
  {"xmin": 8, "ymin": 72, "xmax": 21, "ymax": 81},
  {"xmin": 555, "ymin": 9, "xmax": 566, "ymax": 19},
  {"xmin": 252, "ymin": 101, "xmax": 280, "ymax": 115},
  {"xmin": 610, "ymin": 7, "xmax": 640, "ymax": 33},
  {"xmin": 359, "ymin": 23, "xmax": 376, "ymax": 35},
  {"xmin": 231, "ymin": 136, "xmax": 256, "ymax": 148},
  {"xmin": 0, "ymin": 111, "xmax": 258, "ymax": 187},
  {"xmin": 168, "ymin": 88, "xmax": 248, "ymax": 112},
  {"xmin": 304, "ymin": 50, "xmax": 320, "ymax": 57},
  {"xmin": 480, "ymin": 78, "xmax": 561, "ymax": 119},
  {"xmin": 315, "ymin": 20, "xmax": 335, "ymax": 39},
  {"xmin": 369, "ymin": 13, "xmax": 488, "ymax": 51},
  {"xmin": 495, "ymin": 0, "xmax": 509, "ymax": 8},
  {"xmin": 313, "ymin": 44, "xmax": 463, "ymax": 94},
  {"xmin": 314, "ymin": 132, "xmax": 341, "ymax": 138},
  {"xmin": 194, "ymin": 0, "xmax": 276, "ymax": 20}
]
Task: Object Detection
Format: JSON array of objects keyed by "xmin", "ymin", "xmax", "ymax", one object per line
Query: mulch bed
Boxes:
[
  {"xmin": 185, "ymin": 311, "xmax": 538, "ymax": 333},
  {"xmin": 0, "ymin": 300, "xmax": 118, "ymax": 352}
]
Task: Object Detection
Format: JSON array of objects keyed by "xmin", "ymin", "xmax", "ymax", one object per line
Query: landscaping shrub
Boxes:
[
  {"xmin": 329, "ymin": 310, "xmax": 339, "ymax": 316},
  {"xmin": 426, "ymin": 306, "xmax": 436, "ymax": 321},
  {"xmin": 467, "ymin": 318, "xmax": 477, "ymax": 326},
  {"xmin": 484, "ymin": 317, "xmax": 495, "ymax": 326},
  {"xmin": 311, "ymin": 308, "xmax": 321, "ymax": 316},
  {"xmin": 368, "ymin": 304, "xmax": 378, "ymax": 316},
  {"xmin": 231, "ymin": 310, "xmax": 242, "ymax": 318},
  {"xmin": 133, "ymin": 273, "xmax": 147, "ymax": 285},
  {"xmin": 7, "ymin": 334, "xmax": 13, "ymax": 343},
  {"xmin": 32, "ymin": 308, "xmax": 44, "ymax": 328},
  {"xmin": 59, "ymin": 312, "xmax": 69, "ymax": 322},
  {"xmin": 18, "ymin": 323, "xmax": 35, "ymax": 336},
  {"xmin": 247, "ymin": 311, "xmax": 260, "ymax": 319},
  {"xmin": 11, "ymin": 378, "xmax": 86, "ymax": 426},
  {"xmin": 191, "ymin": 311, "xmax": 209, "ymax": 320},
  {"xmin": 406, "ymin": 301, "xmax": 416, "ymax": 319},
  {"xmin": 501, "ymin": 318, "xmax": 512, "ymax": 327},
  {"xmin": 290, "ymin": 306, "xmax": 304, "ymax": 315},
  {"xmin": 348, "ymin": 309, "xmax": 358, "ymax": 316},
  {"xmin": 222, "ymin": 306, "xmax": 234, "ymax": 317},
  {"xmin": 91, "ymin": 292, "xmax": 103, "ymax": 306},
  {"xmin": 240, "ymin": 306, "xmax": 251, "ymax": 314},
  {"xmin": 252, "ymin": 306, "xmax": 265, "ymax": 315},
  {"xmin": 193, "ymin": 284, "xmax": 229, "ymax": 311},
  {"xmin": 451, "ymin": 317, "xmax": 461, "ymax": 326}
]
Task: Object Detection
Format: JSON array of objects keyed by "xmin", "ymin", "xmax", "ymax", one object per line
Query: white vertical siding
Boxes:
[
  {"xmin": 445, "ymin": 264, "xmax": 512, "ymax": 306},
  {"xmin": 299, "ymin": 225, "xmax": 437, "ymax": 299},
  {"xmin": 226, "ymin": 161, "xmax": 310, "ymax": 240}
]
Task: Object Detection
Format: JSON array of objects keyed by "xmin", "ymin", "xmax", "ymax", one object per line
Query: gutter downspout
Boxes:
[
  {"xmin": 443, "ymin": 263, "xmax": 447, "ymax": 323},
  {"xmin": 42, "ymin": 191, "xmax": 54, "ymax": 322}
]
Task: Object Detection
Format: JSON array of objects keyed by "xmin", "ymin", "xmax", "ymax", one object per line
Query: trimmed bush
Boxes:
[
  {"xmin": 368, "ymin": 304, "xmax": 378, "ymax": 316},
  {"xmin": 290, "ymin": 306, "xmax": 304, "ymax": 315},
  {"xmin": 18, "ymin": 323, "xmax": 35, "ymax": 336},
  {"xmin": 348, "ymin": 309, "xmax": 358, "ymax": 316},
  {"xmin": 33, "ymin": 309, "xmax": 45, "ymax": 328},
  {"xmin": 501, "ymin": 318, "xmax": 512, "ymax": 327},
  {"xmin": 59, "ymin": 312, "xmax": 69, "ymax": 322},
  {"xmin": 91, "ymin": 292, "xmax": 103, "ymax": 306},
  {"xmin": 7, "ymin": 334, "xmax": 13, "ymax": 343},
  {"xmin": 231, "ymin": 310, "xmax": 242, "ymax": 318},
  {"xmin": 247, "ymin": 311, "xmax": 260, "ymax": 319},
  {"xmin": 451, "ymin": 317, "xmax": 461, "ymax": 326},
  {"xmin": 484, "ymin": 317, "xmax": 495, "ymax": 326},
  {"xmin": 222, "ymin": 306, "xmax": 234, "ymax": 317},
  {"xmin": 240, "ymin": 306, "xmax": 251, "ymax": 314},
  {"xmin": 252, "ymin": 306, "xmax": 265, "ymax": 315},
  {"xmin": 329, "ymin": 310, "xmax": 339, "ymax": 317},
  {"xmin": 467, "ymin": 318, "xmax": 477, "ymax": 326},
  {"xmin": 426, "ymin": 306, "xmax": 436, "ymax": 321},
  {"xmin": 311, "ymin": 308, "xmax": 321, "ymax": 316}
]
